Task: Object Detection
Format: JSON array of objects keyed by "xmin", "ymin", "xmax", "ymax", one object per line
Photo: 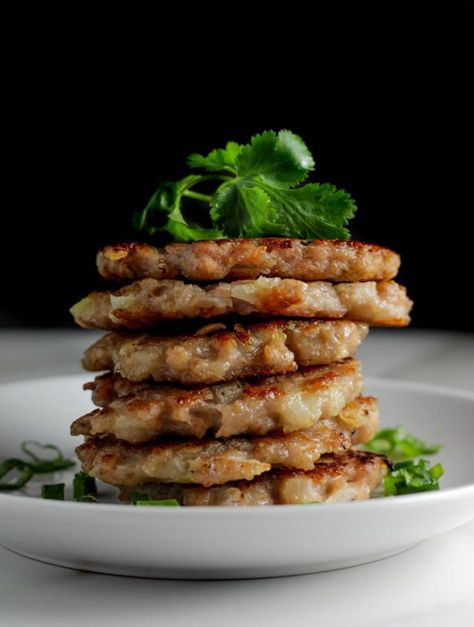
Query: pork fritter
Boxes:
[
  {"xmin": 117, "ymin": 450, "xmax": 389, "ymax": 506},
  {"xmin": 97, "ymin": 239, "xmax": 400, "ymax": 282},
  {"xmin": 82, "ymin": 320, "xmax": 368, "ymax": 384},
  {"xmin": 70, "ymin": 278, "xmax": 412, "ymax": 330},
  {"xmin": 72, "ymin": 358, "xmax": 363, "ymax": 442},
  {"xmin": 76, "ymin": 397, "xmax": 379, "ymax": 486}
]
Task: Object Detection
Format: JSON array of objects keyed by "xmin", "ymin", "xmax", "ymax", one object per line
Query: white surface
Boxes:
[
  {"xmin": 2, "ymin": 375, "xmax": 474, "ymax": 579},
  {"xmin": 0, "ymin": 328, "xmax": 473, "ymax": 624}
]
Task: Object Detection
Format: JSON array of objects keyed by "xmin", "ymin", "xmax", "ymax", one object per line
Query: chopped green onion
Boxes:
[
  {"xmin": 363, "ymin": 427, "xmax": 441, "ymax": 462},
  {"xmin": 129, "ymin": 492, "xmax": 150, "ymax": 505},
  {"xmin": 73, "ymin": 471, "xmax": 97, "ymax": 501},
  {"xmin": 129, "ymin": 492, "xmax": 180, "ymax": 506},
  {"xmin": 41, "ymin": 483, "xmax": 65, "ymax": 500},
  {"xmin": 429, "ymin": 463, "xmax": 444, "ymax": 480},
  {"xmin": 384, "ymin": 459, "xmax": 444, "ymax": 496},
  {"xmin": 135, "ymin": 499, "xmax": 180, "ymax": 507},
  {"xmin": 77, "ymin": 495, "xmax": 98, "ymax": 503},
  {"xmin": 21, "ymin": 441, "xmax": 75, "ymax": 473},
  {"xmin": 0, "ymin": 458, "xmax": 35, "ymax": 490}
]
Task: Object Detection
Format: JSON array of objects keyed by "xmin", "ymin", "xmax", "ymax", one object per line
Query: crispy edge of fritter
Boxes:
[
  {"xmin": 97, "ymin": 239, "xmax": 400, "ymax": 282},
  {"xmin": 75, "ymin": 397, "xmax": 379, "ymax": 486},
  {"xmin": 81, "ymin": 319, "xmax": 368, "ymax": 384},
  {"xmin": 117, "ymin": 450, "xmax": 389, "ymax": 506},
  {"xmin": 72, "ymin": 358, "xmax": 363, "ymax": 442},
  {"xmin": 70, "ymin": 278, "xmax": 412, "ymax": 330}
]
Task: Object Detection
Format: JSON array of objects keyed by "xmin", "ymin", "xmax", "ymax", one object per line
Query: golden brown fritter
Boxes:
[
  {"xmin": 117, "ymin": 450, "xmax": 389, "ymax": 506},
  {"xmin": 76, "ymin": 397, "xmax": 379, "ymax": 486},
  {"xmin": 97, "ymin": 239, "xmax": 400, "ymax": 282},
  {"xmin": 83, "ymin": 373, "xmax": 152, "ymax": 407},
  {"xmin": 70, "ymin": 278, "xmax": 412, "ymax": 330},
  {"xmin": 82, "ymin": 320, "xmax": 368, "ymax": 384},
  {"xmin": 72, "ymin": 359, "xmax": 363, "ymax": 442}
]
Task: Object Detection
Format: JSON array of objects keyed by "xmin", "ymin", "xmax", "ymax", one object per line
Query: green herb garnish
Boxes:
[
  {"xmin": 73, "ymin": 471, "xmax": 97, "ymax": 501},
  {"xmin": 129, "ymin": 492, "xmax": 150, "ymax": 505},
  {"xmin": 384, "ymin": 459, "xmax": 444, "ymax": 496},
  {"xmin": 21, "ymin": 441, "xmax": 75, "ymax": 473},
  {"xmin": 130, "ymin": 494, "xmax": 180, "ymax": 507},
  {"xmin": 135, "ymin": 499, "xmax": 180, "ymax": 506},
  {"xmin": 0, "ymin": 458, "xmax": 35, "ymax": 490},
  {"xmin": 364, "ymin": 427, "xmax": 442, "ymax": 462},
  {"xmin": 133, "ymin": 130, "xmax": 356, "ymax": 242},
  {"xmin": 0, "ymin": 441, "xmax": 74, "ymax": 491},
  {"xmin": 41, "ymin": 483, "xmax": 65, "ymax": 500}
]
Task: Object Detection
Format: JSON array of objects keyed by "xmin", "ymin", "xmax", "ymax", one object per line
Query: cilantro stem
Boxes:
[
  {"xmin": 190, "ymin": 174, "xmax": 233, "ymax": 184},
  {"xmin": 213, "ymin": 174, "xmax": 234, "ymax": 181},
  {"xmin": 183, "ymin": 190, "xmax": 213, "ymax": 203},
  {"xmin": 222, "ymin": 166, "xmax": 237, "ymax": 175}
]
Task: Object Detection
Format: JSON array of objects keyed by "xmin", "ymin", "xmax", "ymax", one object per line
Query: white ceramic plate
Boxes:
[{"xmin": 1, "ymin": 375, "xmax": 473, "ymax": 579}]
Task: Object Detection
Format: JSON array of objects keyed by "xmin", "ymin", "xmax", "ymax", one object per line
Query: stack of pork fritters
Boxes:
[{"xmin": 70, "ymin": 239, "xmax": 412, "ymax": 506}]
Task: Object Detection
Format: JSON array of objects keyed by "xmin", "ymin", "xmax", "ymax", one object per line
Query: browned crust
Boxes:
[
  {"xmin": 70, "ymin": 278, "xmax": 412, "ymax": 330},
  {"xmin": 75, "ymin": 397, "xmax": 379, "ymax": 486},
  {"xmin": 81, "ymin": 320, "xmax": 368, "ymax": 384},
  {"xmin": 83, "ymin": 372, "xmax": 152, "ymax": 406},
  {"xmin": 117, "ymin": 450, "xmax": 389, "ymax": 506},
  {"xmin": 72, "ymin": 359, "xmax": 364, "ymax": 442},
  {"xmin": 97, "ymin": 239, "xmax": 400, "ymax": 282}
]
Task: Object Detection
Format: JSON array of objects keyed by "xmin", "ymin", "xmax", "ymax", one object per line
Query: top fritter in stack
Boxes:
[{"xmin": 70, "ymin": 238, "xmax": 412, "ymax": 506}]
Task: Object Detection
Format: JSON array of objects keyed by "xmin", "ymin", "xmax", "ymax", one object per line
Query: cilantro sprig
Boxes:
[{"xmin": 133, "ymin": 130, "xmax": 357, "ymax": 242}]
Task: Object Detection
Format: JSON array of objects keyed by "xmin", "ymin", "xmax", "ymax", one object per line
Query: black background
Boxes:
[{"xmin": 2, "ymin": 6, "xmax": 473, "ymax": 331}]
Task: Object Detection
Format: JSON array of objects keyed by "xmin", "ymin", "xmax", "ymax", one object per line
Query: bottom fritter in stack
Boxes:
[{"xmin": 70, "ymin": 239, "xmax": 413, "ymax": 505}]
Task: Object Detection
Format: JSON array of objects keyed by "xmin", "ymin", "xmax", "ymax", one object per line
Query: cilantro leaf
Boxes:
[
  {"xmin": 132, "ymin": 180, "xmax": 181, "ymax": 235},
  {"xmin": 211, "ymin": 182, "xmax": 286, "ymax": 237},
  {"xmin": 165, "ymin": 183, "xmax": 224, "ymax": 241},
  {"xmin": 133, "ymin": 129, "xmax": 357, "ymax": 242},
  {"xmin": 364, "ymin": 427, "xmax": 442, "ymax": 462},
  {"xmin": 236, "ymin": 130, "xmax": 314, "ymax": 185},
  {"xmin": 258, "ymin": 182, "xmax": 356, "ymax": 239},
  {"xmin": 384, "ymin": 459, "xmax": 444, "ymax": 496},
  {"xmin": 212, "ymin": 180, "xmax": 354, "ymax": 239},
  {"xmin": 188, "ymin": 141, "xmax": 242, "ymax": 173},
  {"xmin": 133, "ymin": 175, "xmax": 223, "ymax": 242}
]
